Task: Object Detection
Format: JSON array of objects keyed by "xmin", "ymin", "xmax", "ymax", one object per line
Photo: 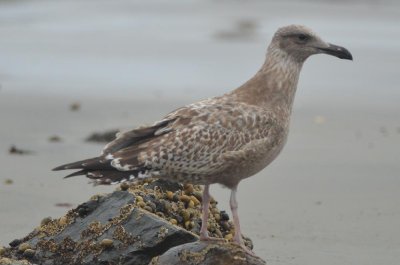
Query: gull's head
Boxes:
[{"xmin": 270, "ymin": 25, "xmax": 353, "ymax": 62}]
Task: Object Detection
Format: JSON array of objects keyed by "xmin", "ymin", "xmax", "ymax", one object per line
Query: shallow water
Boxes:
[{"xmin": 1, "ymin": 1, "xmax": 400, "ymax": 264}]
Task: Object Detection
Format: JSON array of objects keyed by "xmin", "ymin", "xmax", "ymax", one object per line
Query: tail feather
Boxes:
[
  {"xmin": 53, "ymin": 157, "xmax": 111, "ymax": 171},
  {"xmin": 64, "ymin": 170, "xmax": 88, "ymax": 178},
  {"xmin": 54, "ymin": 157, "xmax": 150, "ymax": 185}
]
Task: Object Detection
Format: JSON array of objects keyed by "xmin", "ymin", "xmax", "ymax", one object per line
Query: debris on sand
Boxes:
[
  {"xmin": 48, "ymin": 135, "xmax": 62, "ymax": 142},
  {"xmin": 3, "ymin": 179, "xmax": 13, "ymax": 185},
  {"xmin": 8, "ymin": 145, "xmax": 33, "ymax": 155},
  {"xmin": 54, "ymin": 203, "xmax": 73, "ymax": 208},
  {"xmin": 69, "ymin": 102, "xmax": 81, "ymax": 111},
  {"xmin": 85, "ymin": 129, "xmax": 119, "ymax": 143}
]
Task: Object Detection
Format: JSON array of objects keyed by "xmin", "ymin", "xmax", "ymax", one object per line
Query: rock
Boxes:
[
  {"xmin": 2, "ymin": 179, "xmax": 264, "ymax": 265},
  {"xmin": 8, "ymin": 145, "xmax": 32, "ymax": 155},
  {"xmin": 69, "ymin": 102, "xmax": 81, "ymax": 111},
  {"xmin": 5, "ymin": 190, "xmax": 197, "ymax": 265},
  {"xmin": 150, "ymin": 241, "xmax": 266, "ymax": 265}
]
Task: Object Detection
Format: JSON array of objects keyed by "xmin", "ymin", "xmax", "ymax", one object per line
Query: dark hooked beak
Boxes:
[{"xmin": 319, "ymin": 43, "xmax": 353, "ymax": 60}]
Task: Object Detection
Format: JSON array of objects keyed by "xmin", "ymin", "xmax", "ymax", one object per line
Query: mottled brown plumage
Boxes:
[{"xmin": 54, "ymin": 25, "xmax": 352, "ymax": 253}]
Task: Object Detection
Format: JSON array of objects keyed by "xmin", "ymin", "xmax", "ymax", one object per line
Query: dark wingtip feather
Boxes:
[
  {"xmin": 52, "ymin": 161, "xmax": 83, "ymax": 171},
  {"xmin": 53, "ymin": 156, "xmax": 111, "ymax": 171},
  {"xmin": 63, "ymin": 170, "xmax": 88, "ymax": 178},
  {"xmin": 52, "ymin": 164, "xmax": 71, "ymax": 171}
]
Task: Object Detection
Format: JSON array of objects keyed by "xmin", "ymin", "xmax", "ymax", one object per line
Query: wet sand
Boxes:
[{"xmin": 1, "ymin": 0, "xmax": 400, "ymax": 264}]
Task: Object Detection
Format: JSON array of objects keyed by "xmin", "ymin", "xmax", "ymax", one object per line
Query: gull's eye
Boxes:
[{"xmin": 297, "ymin": 34, "xmax": 309, "ymax": 41}]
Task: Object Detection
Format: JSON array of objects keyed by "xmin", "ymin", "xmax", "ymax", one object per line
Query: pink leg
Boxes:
[
  {"xmin": 199, "ymin": 184, "xmax": 211, "ymax": 239},
  {"xmin": 230, "ymin": 186, "xmax": 244, "ymax": 245},
  {"xmin": 199, "ymin": 184, "xmax": 224, "ymax": 241},
  {"xmin": 230, "ymin": 185, "xmax": 256, "ymax": 255}
]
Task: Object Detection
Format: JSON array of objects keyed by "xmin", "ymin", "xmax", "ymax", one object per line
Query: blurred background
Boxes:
[{"xmin": 0, "ymin": 0, "xmax": 399, "ymax": 264}]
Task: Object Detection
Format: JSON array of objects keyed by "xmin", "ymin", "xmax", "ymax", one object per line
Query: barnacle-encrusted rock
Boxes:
[{"xmin": 2, "ymin": 179, "xmax": 262, "ymax": 265}]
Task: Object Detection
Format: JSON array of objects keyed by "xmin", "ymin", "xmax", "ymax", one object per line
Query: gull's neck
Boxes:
[{"xmin": 229, "ymin": 45, "xmax": 304, "ymax": 115}]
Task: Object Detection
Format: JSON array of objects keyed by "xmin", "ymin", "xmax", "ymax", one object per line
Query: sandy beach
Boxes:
[{"xmin": 1, "ymin": 0, "xmax": 399, "ymax": 264}]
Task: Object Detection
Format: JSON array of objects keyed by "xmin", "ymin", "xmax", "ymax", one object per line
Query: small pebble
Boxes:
[
  {"xmin": 208, "ymin": 223, "xmax": 217, "ymax": 233},
  {"xmin": 184, "ymin": 220, "xmax": 194, "ymax": 230},
  {"xmin": 172, "ymin": 193, "xmax": 180, "ymax": 202},
  {"xmin": 55, "ymin": 202, "xmax": 73, "ymax": 208},
  {"xmin": 9, "ymin": 239, "xmax": 21, "ymax": 247},
  {"xmin": 214, "ymin": 213, "xmax": 221, "ymax": 222},
  {"xmin": 188, "ymin": 200, "xmax": 195, "ymax": 208},
  {"xmin": 211, "ymin": 208, "xmax": 219, "ymax": 215},
  {"xmin": 100, "ymin": 239, "xmax": 114, "ymax": 249},
  {"xmin": 193, "ymin": 191, "xmax": 203, "ymax": 202},
  {"xmin": 136, "ymin": 196, "xmax": 144, "ymax": 202},
  {"xmin": 40, "ymin": 217, "xmax": 52, "ymax": 226},
  {"xmin": 161, "ymin": 200, "xmax": 171, "ymax": 212},
  {"xmin": 215, "ymin": 229, "xmax": 223, "ymax": 238},
  {"xmin": 169, "ymin": 219, "xmax": 178, "ymax": 225},
  {"xmin": 174, "ymin": 214, "xmax": 184, "ymax": 224},
  {"xmin": 59, "ymin": 216, "xmax": 68, "ymax": 226},
  {"xmin": 181, "ymin": 210, "xmax": 190, "ymax": 222},
  {"xmin": 90, "ymin": 194, "xmax": 104, "ymax": 201},
  {"xmin": 0, "ymin": 257, "xmax": 12, "ymax": 264},
  {"xmin": 0, "ymin": 247, "xmax": 5, "ymax": 256},
  {"xmin": 183, "ymin": 184, "xmax": 194, "ymax": 194},
  {"xmin": 156, "ymin": 212, "xmax": 165, "ymax": 218},
  {"xmin": 144, "ymin": 206, "xmax": 153, "ymax": 213},
  {"xmin": 137, "ymin": 201, "xmax": 146, "ymax": 208},
  {"xmin": 224, "ymin": 233, "xmax": 233, "ymax": 241},
  {"xmin": 48, "ymin": 135, "xmax": 62, "ymax": 142},
  {"xmin": 220, "ymin": 211, "xmax": 230, "ymax": 221},
  {"xmin": 23, "ymin": 248, "xmax": 35, "ymax": 258},
  {"xmin": 18, "ymin": 243, "xmax": 31, "ymax": 252},
  {"xmin": 180, "ymin": 194, "xmax": 191, "ymax": 203},
  {"xmin": 146, "ymin": 201, "xmax": 157, "ymax": 211},
  {"xmin": 70, "ymin": 102, "xmax": 81, "ymax": 111},
  {"xmin": 78, "ymin": 207, "xmax": 87, "ymax": 217},
  {"xmin": 221, "ymin": 221, "xmax": 231, "ymax": 231},
  {"xmin": 165, "ymin": 191, "xmax": 174, "ymax": 201},
  {"xmin": 190, "ymin": 196, "xmax": 200, "ymax": 206},
  {"xmin": 210, "ymin": 196, "xmax": 216, "ymax": 204},
  {"xmin": 120, "ymin": 182, "xmax": 129, "ymax": 191}
]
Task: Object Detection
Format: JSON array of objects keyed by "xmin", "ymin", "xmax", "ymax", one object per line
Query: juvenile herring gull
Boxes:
[{"xmin": 54, "ymin": 25, "xmax": 352, "ymax": 253}]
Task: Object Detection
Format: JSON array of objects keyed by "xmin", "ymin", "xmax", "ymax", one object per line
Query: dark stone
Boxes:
[
  {"xmin": 76, "ymin": 199, "xmax": 100, "ymax": 217},
  {"xmin": 220, "ymin": 210, "xmax": 230, "ymax": 221},
  {"xmin": 9, "ymin": 239, "xmax": 22, "ymax": 248},
  {"xmin": 8, "ymin": 145, "xmax": 33, "ymax": 155},
  {"xmin": 150, "ymin": 241, "xmax": 266, "ymax": 265}
]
